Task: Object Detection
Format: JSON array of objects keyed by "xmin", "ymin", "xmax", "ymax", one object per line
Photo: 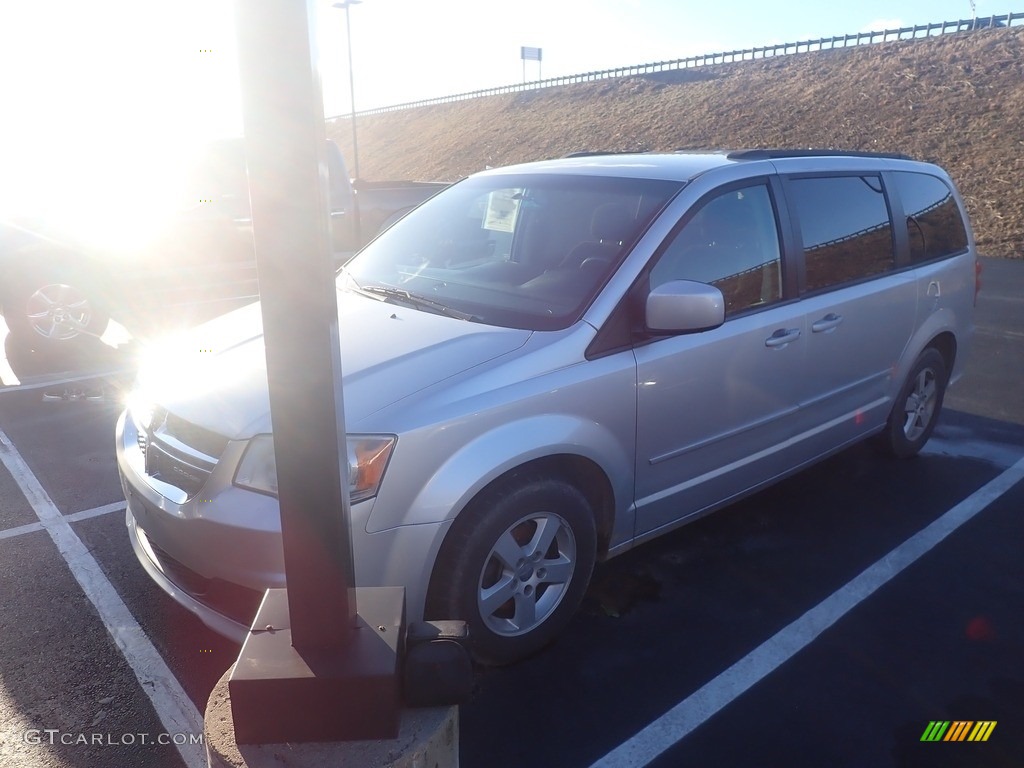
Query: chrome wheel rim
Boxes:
[
  {"xmin": 25, "ymin": 283, "xmax": 93, "ymax": 341},
  {"xmin": 902, "ymin": 367, "xmax": 937, "ymax": 441},
  {"xmin": 477, "ymin": 512, "xmax": 576, "ymax": 637}
]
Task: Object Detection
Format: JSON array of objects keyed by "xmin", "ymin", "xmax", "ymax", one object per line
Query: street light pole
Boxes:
[{"xmin": 332, "ymin": 0, "xmax": 361, "ymax": 181}]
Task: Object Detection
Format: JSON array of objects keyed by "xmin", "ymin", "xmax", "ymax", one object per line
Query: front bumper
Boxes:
[
  {"xmin": 126, "ymin": 506, "xmax": 252, "ymax": 642},
  {"xmin": 116, "ymin": 410, "xmax": 450, "ymax": 640}
]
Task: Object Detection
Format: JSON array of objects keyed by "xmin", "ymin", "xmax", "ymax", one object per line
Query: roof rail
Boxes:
[
  {"xmin": 562, "ymin": 150, "xmax": 650, "ymax": 158},
  {"xmin": 727, "ymin": 149, "xmax": 913, "ymax": 161},
  {"xmin": 672, "ymin": 148, "xmax": 728, "ymax": 155}
]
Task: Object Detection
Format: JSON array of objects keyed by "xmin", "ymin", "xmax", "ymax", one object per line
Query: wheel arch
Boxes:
[
  {"xmin": 926, "ymin": 330, "xmax": 957, "ymax": 374},
  {"xmin": 459, "ymin": 453, "xmax": 617, "ymax": 560},
  {"xmin": 421, "ymin": 451, "xmax": 617, "ymax": 619},
  {"xmin": 897, "ymin": 309, "xmax": 963, "ymax": 392},
  {"xmin": 368, "ymin": 412, "xmax": 633, "ymax": 540}
]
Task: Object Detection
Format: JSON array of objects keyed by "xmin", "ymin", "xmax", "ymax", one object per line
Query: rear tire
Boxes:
[
  {"xmin": 878, "ymin": 348, "xmax": 948, "ymax": 458},
  {"xmin": 426, "ymin": 475, "xmax": 597, "ymax": 666}
]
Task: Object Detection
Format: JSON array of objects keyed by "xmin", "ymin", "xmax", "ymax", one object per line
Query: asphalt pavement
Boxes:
[{"xmin": 944, "ymin": 257, "xmax": 1024, "ymax": 426}]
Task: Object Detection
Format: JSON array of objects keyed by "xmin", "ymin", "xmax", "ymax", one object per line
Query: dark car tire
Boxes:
[
  {"xmin": 1, "ymin": 261, "xmax": 110, "ymax": 348},
  {"xmin": 426, "ymin": 475, "xmax": 597, "ymax": 666},
  {"xmin": 876, "ymin": 348, "xmax": 948, "ymax": 459}
]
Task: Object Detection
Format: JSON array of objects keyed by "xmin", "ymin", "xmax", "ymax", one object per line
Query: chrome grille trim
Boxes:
[
  {"xmin": 150, "ymin": 430, "xmax": 219, "ymax": 468},
  {"xmin": 163, "ymin": 412, "xmax": 229, "ymax": 459},
  {"xmin": 134, "ymin": 407, "xmax": 228, "ymax": 499}
]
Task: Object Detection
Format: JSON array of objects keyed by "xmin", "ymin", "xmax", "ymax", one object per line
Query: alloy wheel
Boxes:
[
  {"xmin": 902, "ymin": 367, "xmax": 937, "ymax": 441},
  {"xmin": 25, "ymin": 283, "xmax": 94, "ymax": 341},
  {"xmin": 476, "ymin": 512, "xmax": 577, "ymax": 637}
]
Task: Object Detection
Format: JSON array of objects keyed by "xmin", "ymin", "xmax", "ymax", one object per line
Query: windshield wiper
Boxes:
[{"xmin": 355, "ymin": 284, "xmax": 478, "ymax": 321}]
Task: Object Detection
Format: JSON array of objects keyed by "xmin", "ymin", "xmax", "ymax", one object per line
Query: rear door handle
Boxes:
[
  {"xmin": 811, "ymin": 313, "xmax": 843, "ymax": 333},
  {"xmin": 765, "ymin": 328, "xmax": 801, "ymax": 348}
]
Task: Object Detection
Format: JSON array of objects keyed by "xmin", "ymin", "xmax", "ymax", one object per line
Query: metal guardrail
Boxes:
[{"xmin": 328, "ymin": 12, "xmax": 1024, "ymax": 119}]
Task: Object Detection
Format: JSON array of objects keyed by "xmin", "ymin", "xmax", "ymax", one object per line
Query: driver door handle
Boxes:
[{"xmin": 765, "ymin": 328, "xmax": 801, "ymax": 348}]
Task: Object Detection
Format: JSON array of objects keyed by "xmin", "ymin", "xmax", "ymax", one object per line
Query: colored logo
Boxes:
[{"xmin": 920, "ymin": 721, "xmax": 996, "ymax": 742}]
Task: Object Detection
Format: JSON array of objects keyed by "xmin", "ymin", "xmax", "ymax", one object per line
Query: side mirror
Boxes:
[{"xmin": 645, "ymin": 279, "xmax": 725, "ymax": 333}]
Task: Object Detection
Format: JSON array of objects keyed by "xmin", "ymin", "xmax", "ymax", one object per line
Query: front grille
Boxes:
[
  {"xmin": 136, "ymin": 406, "xmax": 227, "ymax": 499},
  {"xmin": 136, "ymin": 406, "xmax": 165, "ymax": 457},
  {"xmin": 145, "ymin": 440, "xmax": 215, "ymax": 497},
  {"xmin": 164, "ymin": 413, "xmax": 229, "ymax": 459}
]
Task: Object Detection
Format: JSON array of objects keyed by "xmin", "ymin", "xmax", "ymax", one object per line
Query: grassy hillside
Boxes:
[{"xmin": 327, "ymin": 26, "xmax": 1024, "ymax": 258}]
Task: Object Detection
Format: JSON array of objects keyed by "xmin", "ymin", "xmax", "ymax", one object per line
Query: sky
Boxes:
[{"xmin": 0, "ymin": 0, "xmax": 1003, "ymax": 235}]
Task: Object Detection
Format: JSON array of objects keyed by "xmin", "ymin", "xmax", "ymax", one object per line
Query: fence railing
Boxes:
[{"xmin": 327, "ymin": 12, "xmax": 1024, "ymax": 120}]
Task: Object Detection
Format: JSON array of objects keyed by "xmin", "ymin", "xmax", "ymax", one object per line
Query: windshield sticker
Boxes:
[{"xmin": 483, "ymin": 190, "xmax": 522, "ymax": 233}]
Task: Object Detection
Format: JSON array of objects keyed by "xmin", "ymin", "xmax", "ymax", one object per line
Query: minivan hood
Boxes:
[{"xmin": 137, "ymin": 290, "xmax": 531, "ymax": 438}]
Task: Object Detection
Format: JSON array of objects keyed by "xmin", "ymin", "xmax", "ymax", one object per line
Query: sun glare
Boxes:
[{"xmin": 0, "ymin": 1, "xmax": 242, "ymax": 251}]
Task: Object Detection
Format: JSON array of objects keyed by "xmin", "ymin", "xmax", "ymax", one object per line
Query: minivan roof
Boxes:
[
  {"xmin": 481, "ymin": 152, "xmax": 733, "ymax": 181},
  {"xmin": 478, "ymin": 148, "xmax": 922, "ymax": 182}
]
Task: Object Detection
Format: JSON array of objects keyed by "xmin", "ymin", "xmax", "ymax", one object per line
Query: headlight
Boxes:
[
  {"xmin": 234, "ymin": 435, "xmax": 279, "ymax": 496},
  {"xmin": 346, "ymin": 435, "xmax": 396, "ymax": 503},
  {"xmin": 234, "ymin": 434, "xmax": 396, "ymax": 503},
  {"xmin": 126, "ymin": 391, "xmax": 155, "ymax": 433}
]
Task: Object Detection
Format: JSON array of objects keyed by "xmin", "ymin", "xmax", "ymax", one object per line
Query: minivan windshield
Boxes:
[{"xmin": 340, "ymin": 173, "xmax": 682, "ymax": 331}]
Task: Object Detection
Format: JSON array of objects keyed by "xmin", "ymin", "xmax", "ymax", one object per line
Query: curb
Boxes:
[{"xmin": 205, "ymin": 665, "xmax": 459, "ymax": 768}]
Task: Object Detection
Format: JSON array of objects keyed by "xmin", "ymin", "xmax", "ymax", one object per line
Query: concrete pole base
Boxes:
[{"xmin": 205, "ymin": 665, "xmax": 459, "ymax": 768}]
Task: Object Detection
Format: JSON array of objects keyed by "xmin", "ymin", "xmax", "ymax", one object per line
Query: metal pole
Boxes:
[
  {"xmin": 345, "ymin": 3, "xmax": 360, "ymax": 180},
  {"xmin": 333, "ymin": 1, "xmax": 361, "ymax": 180},
  {"xmin": 229, "ymin": 0, "xmax": 404, "ymax": 743},
  {"xmin": 235, "ymin": 0, "xmax": 355, "ymax": 652}
]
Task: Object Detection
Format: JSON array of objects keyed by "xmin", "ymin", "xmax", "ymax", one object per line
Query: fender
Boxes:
[
  {"xmin": 365, "ymin": 412, "xmax": 635, "ymax": 546},
  {"xmin": 894, "ymin": 305, "xmax": 970, "ymax": 398}
]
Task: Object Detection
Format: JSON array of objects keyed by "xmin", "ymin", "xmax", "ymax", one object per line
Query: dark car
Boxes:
[{"xmin": 0, "ymin": 139, "xmax": 446, "ymax": 351}]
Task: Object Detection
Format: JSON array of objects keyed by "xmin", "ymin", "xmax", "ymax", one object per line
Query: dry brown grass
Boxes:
[{"xmin": 327, "ymin": 27, "xmax": 1024, "ymax": 258}]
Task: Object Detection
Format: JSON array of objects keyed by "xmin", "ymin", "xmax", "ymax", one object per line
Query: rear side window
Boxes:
[
  {"xmin": 787, "ymin": 175, "xmax": 894, "ymax": 292},
  {"xmin": 892, "ymin": 171, "xmax": 968, "ymax": 263}
]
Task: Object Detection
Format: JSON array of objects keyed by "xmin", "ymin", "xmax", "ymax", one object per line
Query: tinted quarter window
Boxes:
[
  {"xmin": 789, "ymin": 176, "xmax": 894, "ymax": 292},
  {"xmin": 650, "ymin": 184, "xmax": 782, "ymax": 316},
  {"xmin": 893, "ymin": 171, "xmax": 968, "ymax": 263}
]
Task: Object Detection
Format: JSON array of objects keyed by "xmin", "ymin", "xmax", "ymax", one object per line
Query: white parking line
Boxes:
[
  {"xmin": 976, "ymin": 325, "xmax": 1024, "ymax": 340},
  {"xmin": 65, "ymin": 500, "xmax": 128, "ymax": 523},
  {"xmin": 590, "ymin": 455, "xmax": 1024, "ymax": 768},
  {"xmin": 0, "ymin": 429, "xmax": 204, "ymax": 768},
  {"xmin": 0, "ymin": 520, "xmax": 43, "ymax": 542},
  {"xmin": 0, "ymin": 321, "xmax": 16, "ymax": 386},
  {"xmin": 0, "ymin": 356, "xmax": 19, "ymax": 387},
  {"xmin": 0, "ymin": 501, "xmax": 127, "ymax": 541},
  {"xmin": 0, "ymin": 369, "xmax": 131, "ymax": 395}
]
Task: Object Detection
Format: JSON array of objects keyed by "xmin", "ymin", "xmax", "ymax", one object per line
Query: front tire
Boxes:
[
  {"xmin": 878, "ymin": 348, "xmax": 948, "ymax": 458},
  {"xmin": 426, "ymin": 476, "xmax": 597, "ymax": 666}
]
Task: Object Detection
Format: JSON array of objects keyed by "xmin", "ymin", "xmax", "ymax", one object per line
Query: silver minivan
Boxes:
[{"xmin": 116, "ymin": 150, "xmax": 976, "ymax": 664}]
